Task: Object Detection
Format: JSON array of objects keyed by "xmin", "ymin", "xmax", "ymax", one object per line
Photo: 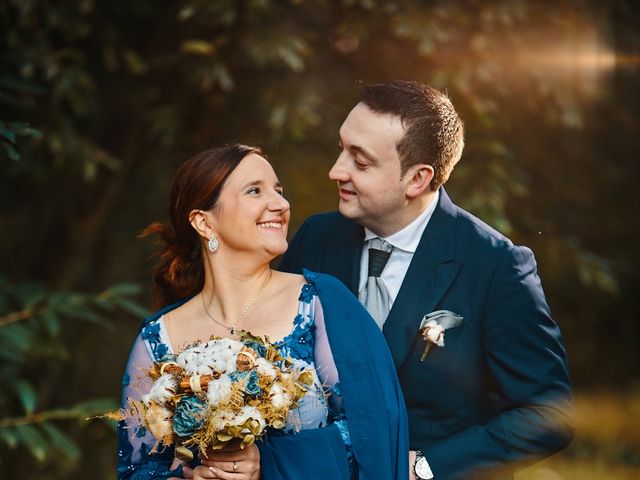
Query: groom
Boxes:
[{"xmin": 279, "ymin": 81, "xmax": 575, "ymax": 479}]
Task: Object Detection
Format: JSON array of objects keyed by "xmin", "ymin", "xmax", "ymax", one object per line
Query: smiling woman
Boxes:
[
  {"xmin": 209, "ymin": 153, "xmax": 290, "ymax": 265},
  {"xmin": 117, "ymin": 144, "xmax": 409, "ymax": 480}
]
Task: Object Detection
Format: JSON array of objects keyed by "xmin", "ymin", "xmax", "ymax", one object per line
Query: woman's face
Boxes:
[{"xmin": 212, "ymin": 153, "xmax": 290, "ymax": 259}]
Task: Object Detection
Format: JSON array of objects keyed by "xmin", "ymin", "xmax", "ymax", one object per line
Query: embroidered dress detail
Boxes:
[
  {"xmin": 118, "ymin": 280, "xmax": 355, "ymax": 479},
  {"xmin": 140, "ymin": 321, "xmax": 170, "ymax": 362}
]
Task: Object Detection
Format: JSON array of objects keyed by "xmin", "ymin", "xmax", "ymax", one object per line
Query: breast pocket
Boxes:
[{"xmin": 441, "ymin": 322, "xmax": 466, "ymax": 344}]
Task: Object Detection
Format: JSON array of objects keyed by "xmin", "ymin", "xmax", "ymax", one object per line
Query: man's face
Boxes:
[{"xmin": 329, "ymin": 102, "xmax": 409, "ymax": 236}]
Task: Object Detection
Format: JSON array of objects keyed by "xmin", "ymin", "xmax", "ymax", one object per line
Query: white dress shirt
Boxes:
[{"xmin": 358, "ymin": 190, "xmax": 440, "ymax": 313}]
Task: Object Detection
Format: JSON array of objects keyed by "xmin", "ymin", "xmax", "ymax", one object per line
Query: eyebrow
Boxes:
[
  {"xmin": 338, "ymin": 135, "xmax": 379, "ymax": 165},
  {"xmin": 242, "ymin": 180, "xmax": 283, "ymax": 189}
]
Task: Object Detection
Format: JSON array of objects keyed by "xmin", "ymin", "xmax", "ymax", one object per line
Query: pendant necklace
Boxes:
[{"xmin": 201, "ymin": 269, "xmax": 273, "ymax": 335}]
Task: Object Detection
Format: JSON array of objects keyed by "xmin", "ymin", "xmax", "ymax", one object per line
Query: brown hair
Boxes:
[
  {"xmin": 142, "ymin": 144, "xmax": 263, "ymax": 309},
  {"xmin": 360, "ymin": 80, "xmax": 465, "ymax": 190}
]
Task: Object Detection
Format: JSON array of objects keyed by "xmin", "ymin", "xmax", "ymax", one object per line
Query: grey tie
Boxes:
[{"xmin": 358, "ymin": 238, "xmax": 393, "ymax": 329}]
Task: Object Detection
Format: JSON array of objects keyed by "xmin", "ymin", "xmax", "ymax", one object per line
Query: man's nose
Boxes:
[{"xmin": 329, "ymin": 153, "xmax": 349, "ymax": 182}]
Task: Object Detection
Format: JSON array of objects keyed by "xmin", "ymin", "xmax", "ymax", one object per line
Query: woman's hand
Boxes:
[{"xmin": 194, "ymin": 443, "xmax": 261, "ymax": 480}]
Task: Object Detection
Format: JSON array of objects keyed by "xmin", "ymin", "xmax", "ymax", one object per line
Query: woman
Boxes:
[{"xmin": 117, "ymin": 145, "xmax": 408, "ymax": 479}]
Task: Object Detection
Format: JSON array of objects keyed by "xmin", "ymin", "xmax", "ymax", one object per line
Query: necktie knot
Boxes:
[
  {"xmin": 368, "ymin": 238, "xmax": 392, "ymax": 278},
  {"xmin": 359, "ymin": 238, "xmax": 393, "ymax": 329}
]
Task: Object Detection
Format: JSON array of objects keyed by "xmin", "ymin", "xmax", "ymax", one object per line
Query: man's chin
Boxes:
[{"xmin": 337, "ymin": 201, "xmax": 359, "ymax": 220}]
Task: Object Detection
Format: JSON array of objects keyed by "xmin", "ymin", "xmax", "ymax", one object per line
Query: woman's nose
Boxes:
[{"xmin": 268, "ymin": 192, "xmax": 290, "ymax": 212}]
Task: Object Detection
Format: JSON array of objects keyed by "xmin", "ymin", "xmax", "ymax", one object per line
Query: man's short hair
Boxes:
[{"xmin": 360, "ymin": 80, "xmax": 465, "ymax": 191}]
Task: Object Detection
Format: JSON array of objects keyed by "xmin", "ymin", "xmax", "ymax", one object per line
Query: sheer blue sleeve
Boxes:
[
  {"xmin": 117, "ymin": 331, "xmax": 183, "ymax": 480},
  {"xmin": 312, "ymin": 297, "xmax": 358, "ymax": 478}
]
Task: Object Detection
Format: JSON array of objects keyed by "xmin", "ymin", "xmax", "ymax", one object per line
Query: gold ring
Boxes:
[{"xmin": 233, "ymin": 461, "xmax": 238, "ymax": 472}]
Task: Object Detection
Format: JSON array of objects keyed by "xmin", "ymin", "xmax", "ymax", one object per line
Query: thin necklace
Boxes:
[{"xmin": 201, "ymin": 269, "xmax": 273, "ymax": 335}]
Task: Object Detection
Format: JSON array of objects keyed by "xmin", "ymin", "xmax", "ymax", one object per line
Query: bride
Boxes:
[{"xmin": 117, "ymin": 144, "xmax": 408, "ymax": 479}]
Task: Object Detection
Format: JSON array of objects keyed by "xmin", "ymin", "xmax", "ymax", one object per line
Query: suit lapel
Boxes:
[
  {"xmin": 326, "ymin": 218, "xmax": 363, "ymax": 294},
  {"xmin": 382, "ymin": 189, "xmax": 463, "ymax": 368}
]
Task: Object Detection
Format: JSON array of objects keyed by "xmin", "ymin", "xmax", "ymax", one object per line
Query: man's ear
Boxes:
[
  {"xmin": 189, "ymin": 209, "xmax": 216, "ymax": 240},
  {"xmin": 404, "ymin": 164, "xmax": 434, "ymax": 199}
]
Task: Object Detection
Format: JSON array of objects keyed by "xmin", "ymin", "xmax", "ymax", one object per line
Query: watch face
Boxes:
[{"xmin": 415, "ymin": 457, "xmax": 433, "ymax": 479}]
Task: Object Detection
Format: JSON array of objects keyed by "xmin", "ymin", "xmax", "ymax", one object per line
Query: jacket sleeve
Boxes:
[{"xmin": 424, "ymin": 245, "xmax": 575, "ymax": 479}]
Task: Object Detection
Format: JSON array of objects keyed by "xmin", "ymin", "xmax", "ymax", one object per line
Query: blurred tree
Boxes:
[
  {"xmin": 0, "ymin": 0, "xmax": 638, "ymax": 478},
  {"xmin": 0, "ymin": 279, "xmax": 147, "ymax": 473}
]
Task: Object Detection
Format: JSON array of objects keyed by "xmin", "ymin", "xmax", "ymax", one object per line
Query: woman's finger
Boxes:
[
  {"xmin": 206, "ymin": 466, "xmax": 244, "ymax": 480},
  {"xmin": 201, "ymin": 457, "xmax": 259, "ymax": 476},
  {"xmin": 204, "ymin": 460, "xmax": 254, "ymax": 474},
  {"xmin": 192, "ymin": 465, "xmax": 219, "ymax": 480}
]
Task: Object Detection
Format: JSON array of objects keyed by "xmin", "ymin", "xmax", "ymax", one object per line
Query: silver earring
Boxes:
[{"xmin": 207, "ymin": 235, "xmax": 219, "ymax": 253}]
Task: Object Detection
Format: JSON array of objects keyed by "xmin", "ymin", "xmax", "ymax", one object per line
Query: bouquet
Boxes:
[{"xmin": 119, "ymin": 332, "xmax": 313, "ymax": 460}]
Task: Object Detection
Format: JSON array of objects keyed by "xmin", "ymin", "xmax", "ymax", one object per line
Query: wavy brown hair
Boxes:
[{"xmin": 142, "ymin": 144, "xmax": 263, "ymax": 309}]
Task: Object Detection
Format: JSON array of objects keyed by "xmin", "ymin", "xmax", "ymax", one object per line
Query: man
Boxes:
[{"xmin": 279, "ymin": 81, "xmax": 574, "ymax": 479}]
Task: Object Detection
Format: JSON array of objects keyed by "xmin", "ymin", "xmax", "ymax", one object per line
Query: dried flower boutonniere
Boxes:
[{"xmin": 419, "ymin": 310, "xmax": 464, "ymax": 361}]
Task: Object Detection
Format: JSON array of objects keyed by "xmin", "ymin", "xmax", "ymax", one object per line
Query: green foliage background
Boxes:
[{"xmin": 1, "ymin": 0, "xmax": 638, "ymax": 478}]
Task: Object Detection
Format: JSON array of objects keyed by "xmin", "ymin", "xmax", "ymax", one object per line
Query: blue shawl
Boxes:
[{"xmin": 257, "ymin": 270, "xmax": 409, "ymax": 479}]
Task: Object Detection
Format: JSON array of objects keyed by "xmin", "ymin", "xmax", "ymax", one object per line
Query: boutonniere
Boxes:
[{"xmin": 419, "ymin": 310, "xmax": 464, "ymax": 361}]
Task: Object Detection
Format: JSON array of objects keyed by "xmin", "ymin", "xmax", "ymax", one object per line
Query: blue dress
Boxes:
[{"xmin": 117, "ymin": 280, "xmax": 355, "ymax": 479}]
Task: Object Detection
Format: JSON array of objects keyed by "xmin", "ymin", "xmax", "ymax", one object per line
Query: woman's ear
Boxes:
[
  {"xmin": 189, "ymin": 209, "xmax": 216, "ymax": 240},
  {"xmin": 404, "ymin": 164, "xmax": 434, "ymax": 199}
]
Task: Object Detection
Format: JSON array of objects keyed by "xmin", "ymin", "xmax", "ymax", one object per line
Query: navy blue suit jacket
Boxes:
[{"xmin": 279, "ymin": 189, "xmax": 574, "ymax": 479}]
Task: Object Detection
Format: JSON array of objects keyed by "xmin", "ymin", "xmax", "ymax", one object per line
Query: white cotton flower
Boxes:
[
  {"xmin": 176, "ymin": 354, "xmax": 188, "ymax": 369},
  {"xmin": 424, "ymin": 320, "xmax": 445, "ymax": 347},
  {"xmin": 231, "ymin": 344, "xmax": 243, "ymax": 355},
  {"xmin": 200, "ymin": 349, "xmax": 213, "ymax": 362},
  {"xmin": 196, "ymin": 364, "xmax": 213, "ymax": 375},
  {"xmin": 177, "ymin": 350, "xmax": 200, "ymax": 373},
  {"xmin": 209, "ymin": 359, "xmax": 224, "ymax": 374},
  {"xmin": 144, "ymin": 374, "xmax": 177, "ymax": 404},
  {"xmin": 213, "ymin": 350, "xmax": 227, "ymax": 364},
  {"xmin": 255, "ymin": 358, "xmax": 276, "ymax": 378},
  {"xmin": 269, "ymin": 383, "xmax": 291, "ymax": 410},
  {"xmin": 207, "ymin": 376, "xmax": 233, "ymax": 407},
  {"xmin": 233, "ymin": 406, "xmax": 266, "ymax": 431},
  {"xmin": 209, "ymin": 409, "xmax": 235, "ymax": 431},
  {"xmin": 225, "ymin": 359, "xmax": 237, "ymax": 374}
]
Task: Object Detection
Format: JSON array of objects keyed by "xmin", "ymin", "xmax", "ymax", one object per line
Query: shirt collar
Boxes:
[{"xmin": 364, "ymin": 190, "xmax": 440, "ymax": 253}]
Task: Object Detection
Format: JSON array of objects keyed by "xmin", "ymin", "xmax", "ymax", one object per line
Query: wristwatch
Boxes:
[{"xmin": 414, "ymin": 450, "xmax": 434, "ymax": 479}]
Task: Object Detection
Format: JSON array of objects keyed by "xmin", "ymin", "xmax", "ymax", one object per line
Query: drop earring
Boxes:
[{"xmin": 207, "ymin": 235, "xmax": 219, "ymax": 253}]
